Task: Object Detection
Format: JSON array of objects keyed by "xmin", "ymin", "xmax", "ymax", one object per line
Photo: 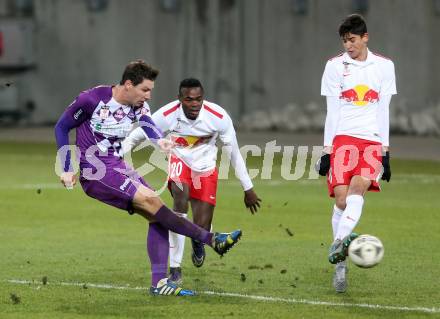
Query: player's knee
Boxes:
[
  {"xmin": 173, "ymin": 198, "xmax": 188, "ymax": 213},
  {"xmin": 348, "ymin": 185, "xmax": 365, "ymax": 196},
  {"xmin": 138, "ymin": 194, "xmax": 162, "ymax": 211},
  {"xmin": 335, "ymin": 198, "xmax": 346, "ymax": 210},
  {"xmin": 171, "ymin": 188, "xmax": 189, "ymax": 212}
]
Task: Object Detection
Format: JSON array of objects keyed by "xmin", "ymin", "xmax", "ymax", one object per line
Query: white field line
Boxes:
[{"xmin": 6, "ymin": 279, "xmax": 439, "ymax": 314}]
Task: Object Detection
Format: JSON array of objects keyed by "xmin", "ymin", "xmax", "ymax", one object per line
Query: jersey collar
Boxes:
[
  {"xmin": 176, "ymin": 101, "xmax": 205, "ymax": 124},
  {"xmin": 342, "ymin": 49, "xmax": 375, "ymax": 67}
]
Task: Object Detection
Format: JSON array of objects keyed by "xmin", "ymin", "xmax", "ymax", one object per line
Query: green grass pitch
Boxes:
[{"xmin": 0, "ymin": 142, "xmax": 439, "ymax": 318}]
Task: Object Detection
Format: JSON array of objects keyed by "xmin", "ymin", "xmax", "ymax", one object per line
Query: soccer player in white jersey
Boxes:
[
  {"xmin": 123, "ymin": 78, "xmax": 261, "ymax": 284},
  {"xmin": 318, "ymin": 14, "xmax": 396, "ymax": 293}
]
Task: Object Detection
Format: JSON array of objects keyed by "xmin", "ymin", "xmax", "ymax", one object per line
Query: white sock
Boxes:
[
  {"xmin": 169, "ymin": 213, "xmax": 187, "ymax": 268},
  {"xmin": 331, "ymin": 205, "xmax": 344, "ymax": 240},
  {"xmin": 335, "ymin": 195, "xmax": 364, "ymax": 240}
]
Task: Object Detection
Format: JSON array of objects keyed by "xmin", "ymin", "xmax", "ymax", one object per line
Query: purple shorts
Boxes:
[{"xmin": 79, "ymin": 159, "xmax": 151, "ymax": 214}]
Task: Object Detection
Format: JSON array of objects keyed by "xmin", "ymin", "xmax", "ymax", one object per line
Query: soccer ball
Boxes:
[{"xmin": 348, "ymin": 234, "xmax": 384, "ymax": 268}]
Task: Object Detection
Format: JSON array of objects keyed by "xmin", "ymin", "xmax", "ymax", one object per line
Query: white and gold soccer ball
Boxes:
[{"xmin": 348, "ymin": 234, "xmax": 384, "ymax": 268}]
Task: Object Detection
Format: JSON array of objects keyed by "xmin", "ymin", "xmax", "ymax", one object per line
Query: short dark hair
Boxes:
[
  {"xmin": 339, "ymin": 14, "xmax": 367, "ymax": 37},
  {"xmin": 178, "ymin": 78, "xmax": 204, "ymax": 96},
  {"xmin": 120, "ymin": 60, "xmax": 159, "ymax": 86}
]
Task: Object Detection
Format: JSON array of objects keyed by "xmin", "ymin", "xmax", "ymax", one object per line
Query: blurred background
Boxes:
[{"xmin": 0, "ymin": 0, "xmax": 439, "ymax": 137}]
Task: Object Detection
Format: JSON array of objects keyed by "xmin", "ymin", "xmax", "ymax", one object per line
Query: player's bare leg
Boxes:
[
  {"xmin": 132, "ymin": 184, "xmax": 164, "ymax": 221},
  {"xmin": 190, "ymin": 199, "xmax": 215, "ymax": 267},
  {"xmin": 347, "ymin": 175, "xmax": 371, "ymax": 197},
  {"xmin": 170, "ymin": 182, "xmax": 191, "ymax": 213},
  {"xmin": 334, "ymin": 185, "xmax": 349, "ymax": 211},
  {"xmin": 191, "ymin": 199, "xmax": 214, "ymax": 230}
]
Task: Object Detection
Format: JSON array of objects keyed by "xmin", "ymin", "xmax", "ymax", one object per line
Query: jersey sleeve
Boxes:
[
  {"xmin": 138, "ymin": 114, "xmax": 163, "ymax": 142},
  {"xmin": 323, "ymin": 96, "xmax": 341, "ymax": 147},
  {"xmin": 54, "ymin": 93, "xmax": 95, "ymax": 172},
  {"xmin": 219, "ymin": 114, "xmax": 253, "ymax": 191},
  {"xmin": 218, "ymin": 113, "xmax": 235, "ymax": 145},
  {"xmin": 321, "ymin": 60, "xmax": 341, "ymax": 97},
  {"xmin": 376, "ymin": 60, "xmax": 396, "ymax": 147},
  {"xmin": 121, "ymin": 109, "xmax": 168, "ymax": 155},
  {"xmin": 121, "ymin": 126, "xmax": 147, "ymax": 155},
  {"xmin": 377, "ymin": 94, "xmax": 392, "ymax": 147},
  {"xmin": 380, "ymin": 60, "xmax": 397, "ymax": 96}
]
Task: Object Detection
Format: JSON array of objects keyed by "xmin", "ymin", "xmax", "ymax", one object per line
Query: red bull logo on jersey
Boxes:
[
  {"xmin": 171, "ymin": 135, "xmax": 212, "ymax": 148},
  {"xmin": 340, "ymin": 84, "xmax": 379, "ymax": 106}
]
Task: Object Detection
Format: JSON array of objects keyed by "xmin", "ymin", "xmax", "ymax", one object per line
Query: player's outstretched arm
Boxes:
[
  {"xmin": 121, "ymin": 127, "xmax": 148, "ymax": 155},
  {"xmin": 219, "ymin": 113, "xmax": 260, "ymax": 213},
  {"xmin": 122, "ymin": 126, "xmax": 174, "ymax": 156},
  {"xmin": 227, "ymin": 137, "xmax": 261, "ymax": 213},
  {"xmin": 133, "ymin": 115, "xmax": 175, "ymax": 155},
  {"xmin": 222, "ymin": 135, "xmax": 259, "ymax": 212}
]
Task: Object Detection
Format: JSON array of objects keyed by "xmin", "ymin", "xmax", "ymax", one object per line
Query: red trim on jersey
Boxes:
[
  {"xmin": 203, "ymin": 104, "xmax": 223, "ymax": 119},
  {"xmin": 163, "ymin": 103, "xmax": 180, "ymax": 117},
  {"xmin": 371, "ymin": 52, "xmax": 391, "ymax": 60},
  {"xmin": 328, "ymin": 52, "xmax": 344, "ymax": 61}
]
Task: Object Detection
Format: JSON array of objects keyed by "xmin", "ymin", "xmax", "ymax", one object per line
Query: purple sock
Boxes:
[
  {"xmin": 147, "ymin": 222, "xmax": 169, "ymax": 287},
  {"xmin": 154, "ymin": 205, "xmax": 213, "ymax": 246}
]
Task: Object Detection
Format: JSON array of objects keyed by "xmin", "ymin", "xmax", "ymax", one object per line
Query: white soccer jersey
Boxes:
[
  {"xmin": 125, "ymin": 100, "xmax": 253, "ymax": 191},
  {"xmin": 321, "ymin": 49, "xmax": 396, "ymax": 144}
]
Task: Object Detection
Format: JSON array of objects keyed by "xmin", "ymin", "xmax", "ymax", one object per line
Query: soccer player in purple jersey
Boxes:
[{"xmin": 54, "ymin": 60, "xmax": 242, "ymax": 296}]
